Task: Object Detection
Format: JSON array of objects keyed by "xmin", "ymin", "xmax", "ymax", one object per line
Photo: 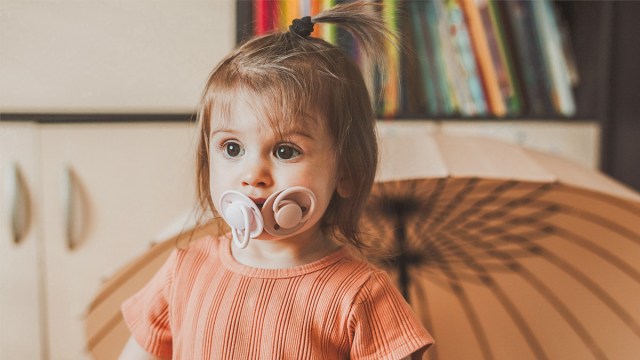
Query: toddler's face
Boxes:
[{"xmin": 209, "ymin": 97, "xmax": 339, "ymax": 241}]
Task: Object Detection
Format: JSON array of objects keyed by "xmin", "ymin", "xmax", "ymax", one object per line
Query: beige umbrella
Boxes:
[
  {"xmin": 84, "ymin": 220, "xmax": 222, "ymax": 359},
  {"xmin": 85, "ymin": 132, "xmax": 640, "ymax": 360},
  {"xmin": 361, "ymin": 133, "xmax": 640, "ymax": 360}
]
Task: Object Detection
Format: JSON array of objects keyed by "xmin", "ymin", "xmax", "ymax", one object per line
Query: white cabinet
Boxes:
[
  {"xmin": 1, "ymin": 121, "xmax": 197, "ymax": 359},
  {"xmin": 0, "ymin": 122, "xmax": 44, "ymax": 359}
]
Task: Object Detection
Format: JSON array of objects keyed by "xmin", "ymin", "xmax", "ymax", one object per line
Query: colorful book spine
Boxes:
[
  {"xmin": 532, "ymin": 0, "xmax": 576, "ymax": 116},
  {"xmin": 409, "ymin": 0, "xmax": 439, "ymax": 114},
  {"xmin": 285, "ymin": 0, "xmax": 300, "ymax": 27},
  {"xmin": 438, "ymin": 0, "xmax": 467, "ymax": 115},
  {"xmin": 254, "ymin": 0, "xmax": 269, "ymax": 35},
  {"xmin": 381, "ymin": 0, "xmax": 401, "ymax": 117},
  {"xmin": 488, "ymin": 0, "xmax": 522, "ymax": 115},
  {"xmin": 425, "ymin": 0, "xmax": 455, "ymax": 115},
  {"xmin": 299, "ymin": 0, "xmax": 311, "ymax": 16},
  {"xmin": 242, "ymin": 0, "xmax": 576, "ymax": 119},
  {"xmin": 398, "ymin": 0, "xmax": 426, "ymax": 115},
  {"xmin": 321, "ymin": 0, "xmax": 336, "ymax": 44},
  {"xmin": 459, "ymin": 0, "xmax": 506, "ymax": 116},
  {"xmin": 310, "ymin": 0, "xmax": 322, "ymax": 37},
  {"xmin": 502, "ymin": 0, "xmax": 553, "ymax": 114},
  {"xmin": 445, "ymin": 0, "xmax": 487, "ymax": 116}
]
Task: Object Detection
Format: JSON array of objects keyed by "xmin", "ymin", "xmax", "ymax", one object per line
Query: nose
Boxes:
[{"xmin": 241, "ymin": 154, "xmax": 273, "ymax": 188}]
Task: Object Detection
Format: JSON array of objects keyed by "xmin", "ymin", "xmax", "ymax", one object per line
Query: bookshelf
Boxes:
[
  {"xmin": 235, "ymin": 0, "xmax": 610, "ymax": 121},
  {"xmin": 235, "ymin": 0, "xmax": 640, "ymax": 192}
]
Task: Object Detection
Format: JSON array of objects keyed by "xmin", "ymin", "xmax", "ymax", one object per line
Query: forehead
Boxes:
[{"xmin": 210, "ymin": 87, "xmax": 328, "ymax": 138}]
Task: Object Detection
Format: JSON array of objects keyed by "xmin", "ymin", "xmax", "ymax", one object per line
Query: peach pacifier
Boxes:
[
  {"xmin": 217, "ymin": 186, "xmax": 316, "ymax": 248},
  {"xmin": 262, "ymin": 186, "xmax": 316, "ymax": 236}
]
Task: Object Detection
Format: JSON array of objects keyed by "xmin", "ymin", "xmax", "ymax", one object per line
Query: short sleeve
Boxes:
[
  {"xmin": 348, "ymin": 271, "xmax": 434, "ymax": 360},
  {"xmin": 121, "ymin": 249, "xmax": 179, "ymax": 358}
]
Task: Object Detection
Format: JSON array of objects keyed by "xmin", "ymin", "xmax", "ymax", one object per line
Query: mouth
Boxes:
[{"xmin": 250, "ymin": 197, "xmax": 266, "ymax": 210}]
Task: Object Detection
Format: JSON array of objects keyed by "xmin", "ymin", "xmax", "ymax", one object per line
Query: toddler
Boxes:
[{"xmin": 120, "ymin": 2, "xmax": 434, "ymax": 359}]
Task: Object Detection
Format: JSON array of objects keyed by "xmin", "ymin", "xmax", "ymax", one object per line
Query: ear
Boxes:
[{"xmin": 336, "ymin": 175, "xmax": 352, "ymax": 198}]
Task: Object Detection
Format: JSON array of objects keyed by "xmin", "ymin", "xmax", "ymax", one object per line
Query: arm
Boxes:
[{"xmin": 118, "ymin": 337, "xmax": 166, "ymax": 360}]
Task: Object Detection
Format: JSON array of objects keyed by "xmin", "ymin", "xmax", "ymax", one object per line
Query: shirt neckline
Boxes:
[{"xmin": 218, "ymin": 234, "xmax": 350, "ymax": 278}]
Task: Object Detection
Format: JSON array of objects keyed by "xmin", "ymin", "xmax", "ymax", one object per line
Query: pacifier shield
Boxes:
[
  {"xmin": 262, "ymin": 186, "xmax": 316, "ymax": 236},
  {"xmin": 218, "ymin": 191, "xmax": 264, "ymax": 239}
]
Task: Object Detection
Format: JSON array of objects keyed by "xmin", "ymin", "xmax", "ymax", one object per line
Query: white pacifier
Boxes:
[
  {"xmin": 217, "ymin": 186, "xmax": 316, "ymax": 248},
  {"xmin": 218, "ymin": 191, "xmax": 264, "ymax": 248}
]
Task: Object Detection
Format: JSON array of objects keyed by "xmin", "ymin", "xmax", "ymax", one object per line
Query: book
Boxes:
[
  {"xmin": 532, "ymin": 0, "xmax": 576, "ymax": 116},
  {"xmin": 409, "ymin": 0, "xmax": 440, "ymax": 115},
  {"xmin": 381, "ymin": 0, "xmax": 401, "ymax": 117},
  {"xmin": 444, "ymin": 0, "xmax": 488, "ymax": 116},
  {"xmin": 254, "ymin": 0, "xmax": 270, "ymax": 35},
  {"xmin": 459, "ymin": 0, "xmax": 506, "ymax": 116},
  {"xmin": 238, "ymin": 0, "xmax": 578, "ymax": 119},
  {"xmin": 399, "ymin": 0, "xmax": 428, "ymax": 115},
  {"xmin": 321, "ymin": 0, "xmax": 337, "ymax": 44},
  {"xmin": 487, "ymin": 0, "xmax": 522, "ymax": 114},
  {"xmin": 500, "ymin": 0, "xmax": 554, "ymax": 115},
  {"xmin": 425, "ymin": 0, "xmax": 455, "ymax": 115}
]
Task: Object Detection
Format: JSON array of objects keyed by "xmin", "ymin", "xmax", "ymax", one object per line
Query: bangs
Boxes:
[{"xmin": 203, "ymin": 66, "xmax": 328, "ymax": 139}]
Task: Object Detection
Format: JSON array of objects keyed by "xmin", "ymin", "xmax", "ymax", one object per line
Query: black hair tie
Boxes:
[{"xmin": 289, "ymin": 16, "xmax": 314, "ymax": 38}]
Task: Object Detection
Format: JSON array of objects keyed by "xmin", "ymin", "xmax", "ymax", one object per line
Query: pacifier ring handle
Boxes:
[
  {"xmin": 218, "ymin": 190, "xmax": 264, "ymax": 248},
  {"xmin": 232, "ymin": 206, "xmax": 251, "ymax": 249}
]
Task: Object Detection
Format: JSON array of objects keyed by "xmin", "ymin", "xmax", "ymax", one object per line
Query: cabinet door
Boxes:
[
  {"xmin": 0, "ymin": 122, "xmax": 44, "ymax": 359},
  {"xmin": 39, "ymin": 122, "xmax": 197, "ymax": 359}
]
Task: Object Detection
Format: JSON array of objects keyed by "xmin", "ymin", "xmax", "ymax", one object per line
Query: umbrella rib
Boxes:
[
  {"xmin": 540, "ymin": 249, "xmax": 640, "ymax": 338},
  {"xmin": 552, "ymin": 227, "xmax": 640, "ymax": 284},
  {"xmin": 449, "ymin": 202, "xmax": 640, "ymax": 285},
  {"xmin": 413, "ymin": 181, "xmax": 546, "ymax": 253},
  {"xmin": 452, "ymin": 223, "xmax": 640, "ymax": 339},
  {"xmin": 452, "ymin": 226, "xmax": 611, "ymax": 360},
  {"xmin": 438, "ymin": 232, "xmax": 550, "ymax": 359},
  {"xmin": 559, "ymin": 185, "xmax": 640, "ymax": 216},
  {"xmin": 515, "ymin": 265, "xmax": 609, "ymax": 360},
  {"xmin": 463, "ymin": 192, "xmax": 640, "ymax": 249},
  {"xmin": 406, "ymin": 268, "xmax": 440, "ymax": 360},
  {"xmin": 86, "ymin": 312, "xmax": 123, "ymax": 352},
  {"xmin": 420, "ymin": 178, "xmax": 482, "ymax": 235},
  {"xmin": 435, "ymin": 263, "xmax": 496, "ymax": 360},
  {"xmin": 435, "ymin": 199, "xmax": 640, "ymax": 282},
  {"xmin": 553, "ymin": 202, "xmax": 640, "ymax": 247}
]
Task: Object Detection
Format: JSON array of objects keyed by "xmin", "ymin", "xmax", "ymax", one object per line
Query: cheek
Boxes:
[
  {"xmin": 208, "ymin": 158, "xmax": 226, "ymax": 209},
  {"xmin": 305, "ymin": 163, "xmax": 338, "ymax": 209}
]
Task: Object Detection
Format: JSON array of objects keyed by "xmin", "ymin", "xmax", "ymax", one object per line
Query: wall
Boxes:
[{"xmin": 0, "ymin": 0, "xmax": 235, "ymax": 113}]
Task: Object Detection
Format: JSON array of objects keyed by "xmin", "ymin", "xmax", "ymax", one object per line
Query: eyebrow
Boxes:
[{"xmin": 210, "ymin": 126, "xmax": 316, "ymax": 140}]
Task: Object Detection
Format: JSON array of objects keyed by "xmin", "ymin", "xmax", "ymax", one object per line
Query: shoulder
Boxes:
[
  {"xmin": 327, "ymin": 254, "xmax": 398, "ymax": 304},
  {"xmin": 345, "ymin": 266, "xmax": 435, "ymax": 359},
  {"xmin": 351, "ymin": 267, "xmax": 400, "ymax": 305},
  {"xmin": 171, "ymin": 233, "xmax": 224, "ymax": 271}
]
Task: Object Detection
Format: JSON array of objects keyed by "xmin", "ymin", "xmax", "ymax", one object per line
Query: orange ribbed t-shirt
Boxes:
[{"xmin": 122, "ymin": 235, "xmax": 434, "ymax": 359}]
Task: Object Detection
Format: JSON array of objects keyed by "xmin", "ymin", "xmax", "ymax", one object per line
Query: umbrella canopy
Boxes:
[
  {"xmin": 84, "ymin": 221, "xmax": 222, "ymax": 359},
  {"xmin": 361, "ymin": 132, "xmax": 640, "ymax": 360},
  {"xmin": 85, "ymin": 132, "xmax": 640, "ymax": 360}
]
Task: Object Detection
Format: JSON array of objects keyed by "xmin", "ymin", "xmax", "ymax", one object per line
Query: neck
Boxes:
[{"xmin": 230, "ymin": 226, "xmax": 340, "ymax": 269}]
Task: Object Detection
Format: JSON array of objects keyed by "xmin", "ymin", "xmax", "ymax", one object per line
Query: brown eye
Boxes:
[
  {"xmin": 274, "ymin": 144, "xmax": 301, "ymax": 160},
  {"xmin": 223, "ymin": 141, "xmax": 244, "ymax": 158}
]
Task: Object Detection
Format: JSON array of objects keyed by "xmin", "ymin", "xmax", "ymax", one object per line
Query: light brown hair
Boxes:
[{"xmin": 195, "ymin": 1, "xmax": 397, "ymax": 250}]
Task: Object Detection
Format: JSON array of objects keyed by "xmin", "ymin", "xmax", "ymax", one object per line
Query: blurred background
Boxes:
[{"xmin": 1, "ymin": 0, "xmax": 639, "ymax": 359}]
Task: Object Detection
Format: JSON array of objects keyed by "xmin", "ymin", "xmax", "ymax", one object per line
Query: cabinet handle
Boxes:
[
  {"xmin": 62, "ymin": 166, "xmax": 88, "ymax": 251},
  {"xmin": 4, "ymin": 163, "xmax": 32, "ymax": 245}
]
